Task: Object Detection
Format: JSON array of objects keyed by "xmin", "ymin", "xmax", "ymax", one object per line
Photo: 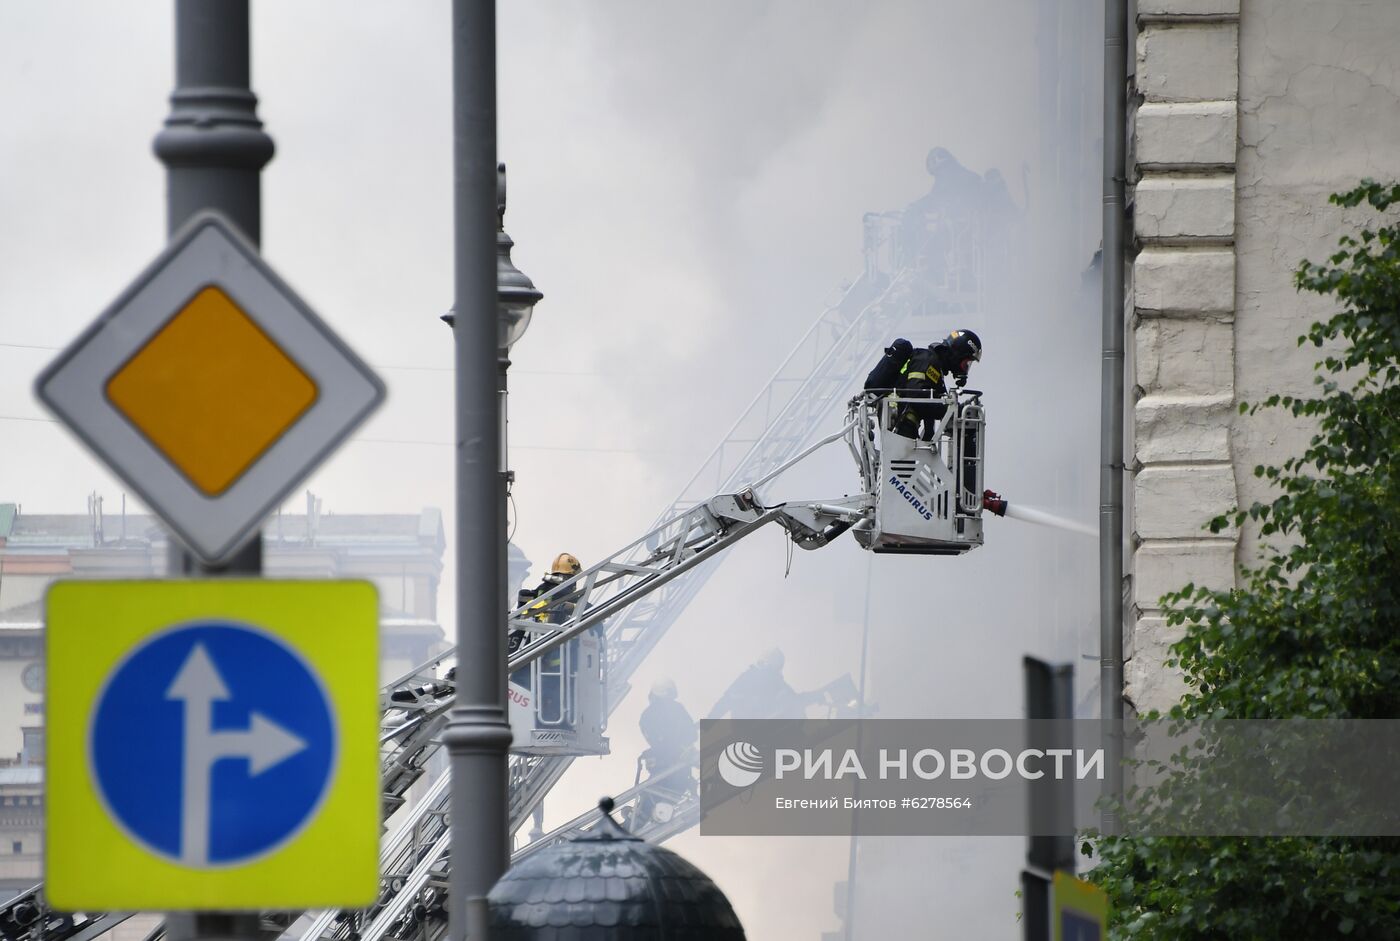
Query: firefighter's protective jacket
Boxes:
[
  {"xmin": 518, "ymin": 574, "xmax": 579, "ymax": 624},
  {"xmin": 900, "ymin": 341, "xmax": 960, "ymax": 394}
]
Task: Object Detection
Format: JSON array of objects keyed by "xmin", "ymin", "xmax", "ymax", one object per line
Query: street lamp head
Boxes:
[
  {"xmin": 441, "ymin": 162, "xmax": 542, "ymax": 353},
  {"xmin": 497, "ymin": 227, "xmax": 541, "ymax": 352},
  {"xmin": 497, "ymin": 161, "xmax": 541, "ymax": 352}
]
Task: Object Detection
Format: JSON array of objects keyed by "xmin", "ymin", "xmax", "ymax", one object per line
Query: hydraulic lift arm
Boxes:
[
  {"xmin": 0, "ymin": 428, "xmax": 873, "ymax": 941},
  {"xmin": 5, "ymin": 388, "xmax": 991, "ymax": 941}
]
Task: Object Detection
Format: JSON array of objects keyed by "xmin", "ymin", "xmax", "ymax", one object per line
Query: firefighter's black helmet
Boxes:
[{"xmin": 946, "ymin": 329, "xmax": 982, "ymax": 367}]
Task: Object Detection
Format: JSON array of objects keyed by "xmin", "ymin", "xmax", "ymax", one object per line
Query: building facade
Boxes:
[{"xmin": 1124, "ymin": 0, "xmax": 1400, "ymax": 713}]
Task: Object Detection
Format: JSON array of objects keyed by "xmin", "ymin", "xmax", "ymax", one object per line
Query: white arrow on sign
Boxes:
[{"xmin": 166, "ymin": 643, "xmax": 307, "ymax": 866}]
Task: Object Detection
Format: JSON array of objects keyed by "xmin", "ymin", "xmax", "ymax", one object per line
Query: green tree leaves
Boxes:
[{"xmin": 1086, "ymin": 181, "xmax": 1400, "ymax": 938}]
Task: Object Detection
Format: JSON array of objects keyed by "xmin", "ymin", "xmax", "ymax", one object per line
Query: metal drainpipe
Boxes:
[
  {"xmin": 1100, "ymin": 0, "xmax": 1128, "ymax": 835},
  {"xmin": 1097, "ymin": 0, "xmax": 1131, "ymax": 840}
]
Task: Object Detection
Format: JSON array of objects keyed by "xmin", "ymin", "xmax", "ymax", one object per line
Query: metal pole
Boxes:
[
  {"xmin": 152, "ymin": 2, "xmax": 272, "ymax": 938},
  {"xmin": 1021, "ymin": 869, "xmax": 1051, "ymax": 941},
  {"xmin": 1100, "ymin": 0, "xmax": 1127, "ymax": 835},
  {"xmin": 154, "ymin": 0, "xmax": 273, "ymax": 579},
  {"xmin": 446, "ymin": 3, "xmax": 511, "ymax": 940},
  {"xmin": 154, "ymin": 0, "xmax": 274, "ymax": 246}
]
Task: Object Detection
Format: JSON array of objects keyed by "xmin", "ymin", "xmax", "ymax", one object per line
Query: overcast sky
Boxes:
[{"xmin": 0, "ymin": 3, "xmax": 1102, "ymax": 936}]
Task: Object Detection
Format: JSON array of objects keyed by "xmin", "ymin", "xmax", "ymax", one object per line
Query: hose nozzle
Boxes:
[{"xmin": 982, "ymin": 489, "xmax": 1007, "ymax": 517}]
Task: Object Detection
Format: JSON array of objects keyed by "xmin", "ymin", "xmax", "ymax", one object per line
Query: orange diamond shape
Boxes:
[{"xmin": 105, "ymin": 285, "xmax": 319, "ymax": 496}]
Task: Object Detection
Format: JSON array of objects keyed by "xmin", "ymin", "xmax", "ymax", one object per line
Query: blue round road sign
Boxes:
[{"xmin": 90, "ymin": 622, "xmax": 336, "ymax": 867}]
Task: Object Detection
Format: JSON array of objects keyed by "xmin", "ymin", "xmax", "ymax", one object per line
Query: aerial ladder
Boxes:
[
  {"xmin": 301, "ymin": 384, "xmax": 997, "ymax": 941},
  {"xmin": 331, "ymin": 190, "xmax": 1013, "ymax": 941},
  {"xmin": 1, "ymin": 206, "xmax": 1001, "ymax": 941},
  {"xmin": 0, "ymin": 383, "xmax": 995, "ymax": 941},
  {"xmin": 288, "ymin": 264, "xmax": 953, "ymax": 941},
  {"xmin": 512, "ymin": 669, "xmax": 865, "ymax": 865}
]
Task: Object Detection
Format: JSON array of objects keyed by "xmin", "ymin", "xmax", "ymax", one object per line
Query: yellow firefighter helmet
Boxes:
[{"xmin": 551, "ymin": 552, "xmax": 582, "ymax": 576}]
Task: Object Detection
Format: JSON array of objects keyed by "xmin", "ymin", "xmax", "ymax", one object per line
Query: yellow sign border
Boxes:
[
  {"xmin": 1053, "ymin": 870, "xmax": 1109, "ymax": 941},
  {"xmin": 46, "ymin": 580, "xmax": 380, "ymax": 910}
]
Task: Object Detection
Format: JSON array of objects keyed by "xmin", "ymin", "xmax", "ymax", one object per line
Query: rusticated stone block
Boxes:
[
  {"xmin": 1138, "ymin": 0, "xmax": 1239, "ymax": 17},
  {"xmin": 1137, "ymin": 23, "xmax": 1239, "ymax": 102},
  {"xmin": 1134, "ymin": 249, "xmax": 1235, "ymax": 315},
  {"xmin": 1135, "ymin": 316, "xmax": 1234, "ymax": 396},
  {"xmin": 1125, "ymin": 614, "xmax": 1190, "ymax": 714},
  {"xmin": 1136, "ymin": 101, "xmax": 1237, "ymax": 167},
  {"xmin": 1135, "ymin": 175, "xmax": 1235, "ymax": 240},
  {"xmin": 1134, "ymin": 464, "xmax": 1237, "ymax": 540},
  {"xmin": 1134, "ymin": 540, "xmax": 1235, "ymax": 609},
  {"xmin": 1135, "ymin": 395, "xmax": 1234, "ymax": 464}
]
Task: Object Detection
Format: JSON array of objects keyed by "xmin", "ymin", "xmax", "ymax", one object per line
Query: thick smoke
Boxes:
[{"xmin": 0, "ymin": 2, "xmax": 1101, "ymax": 936}]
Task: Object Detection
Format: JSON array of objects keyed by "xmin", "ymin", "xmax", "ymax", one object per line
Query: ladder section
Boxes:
[
  {"xmin": 601, "ymin": 269, "xmax": 921, "ymax": 697},
  {"xmin": 306, "ymin": 212, "xmax": 1001, "ymax": 941},
  {"xmin": 309, "ymin": 487, "xmax": 866, "ymax": 941},
  {"xmin": 299, "ymin": 271, "xmax": 928, "ymax": 941}
]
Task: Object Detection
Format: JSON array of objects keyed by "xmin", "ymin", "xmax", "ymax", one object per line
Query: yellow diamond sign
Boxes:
[
  {"xmin": 36, "ymin": 212, "xmax": 384, "ymax": 563},
  {"xmin": 106, "ymin": 285, "xmax": 318, "ymax": 496}
]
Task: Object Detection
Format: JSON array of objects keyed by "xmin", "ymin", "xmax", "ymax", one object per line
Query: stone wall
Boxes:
[
  {"xmin": 1234, "ymin": 0, "xmax": 1400, "ymax": 561},
  {"xmin": 1126, "ymin": 0, "xmax": 1240, "ymax": 713},
  {"xmin": 1124, "ymin": 0, "xmax": 1400, "ymax": 715}
]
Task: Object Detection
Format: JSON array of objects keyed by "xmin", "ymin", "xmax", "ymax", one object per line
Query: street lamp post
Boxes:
[
  {"xmin": 444, "ymin": 2, "xmax": 506, "ymax": 937},
  {"xmin": 444, "ymin": 4, "xmax": 542, "ymax": 929},
  {"xmin": 494, "ymin": 162, "xmax": 544, "ymax": 487},
  {"xmin": 156, "ymin": 0, "xmax": 272, "ymax": 582},
  {"xmin": 155, "ymin": 4, "xmax": 272, "ymax": 940}
]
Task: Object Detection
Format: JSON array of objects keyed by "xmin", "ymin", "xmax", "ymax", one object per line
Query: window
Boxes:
[
  {"xmin": 21, "ymin": 727, "xmax": 44, "ymax": 765},
  {"xmin": 11, "ymin": 841, "xmax": 20, "ymax": 854}
]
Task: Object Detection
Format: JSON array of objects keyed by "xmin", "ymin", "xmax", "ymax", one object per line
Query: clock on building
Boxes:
[{"xmin": 21, "ymin": 662, "xmax": 44, "ymax": 693}]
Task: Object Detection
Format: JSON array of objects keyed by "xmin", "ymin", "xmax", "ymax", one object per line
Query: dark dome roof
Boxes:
[{"xmin": 487, "ymin": 798, "xmax": 746, "ymax": 939}]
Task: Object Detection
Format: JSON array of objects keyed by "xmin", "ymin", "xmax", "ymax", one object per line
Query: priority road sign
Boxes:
[
  {"xmin": 35, "ymin": 212, "xmax": 385, "ymax": 564},
  {"xmin": 46, "ymin": 580, "xmax": 380, "ymax": 910}
]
